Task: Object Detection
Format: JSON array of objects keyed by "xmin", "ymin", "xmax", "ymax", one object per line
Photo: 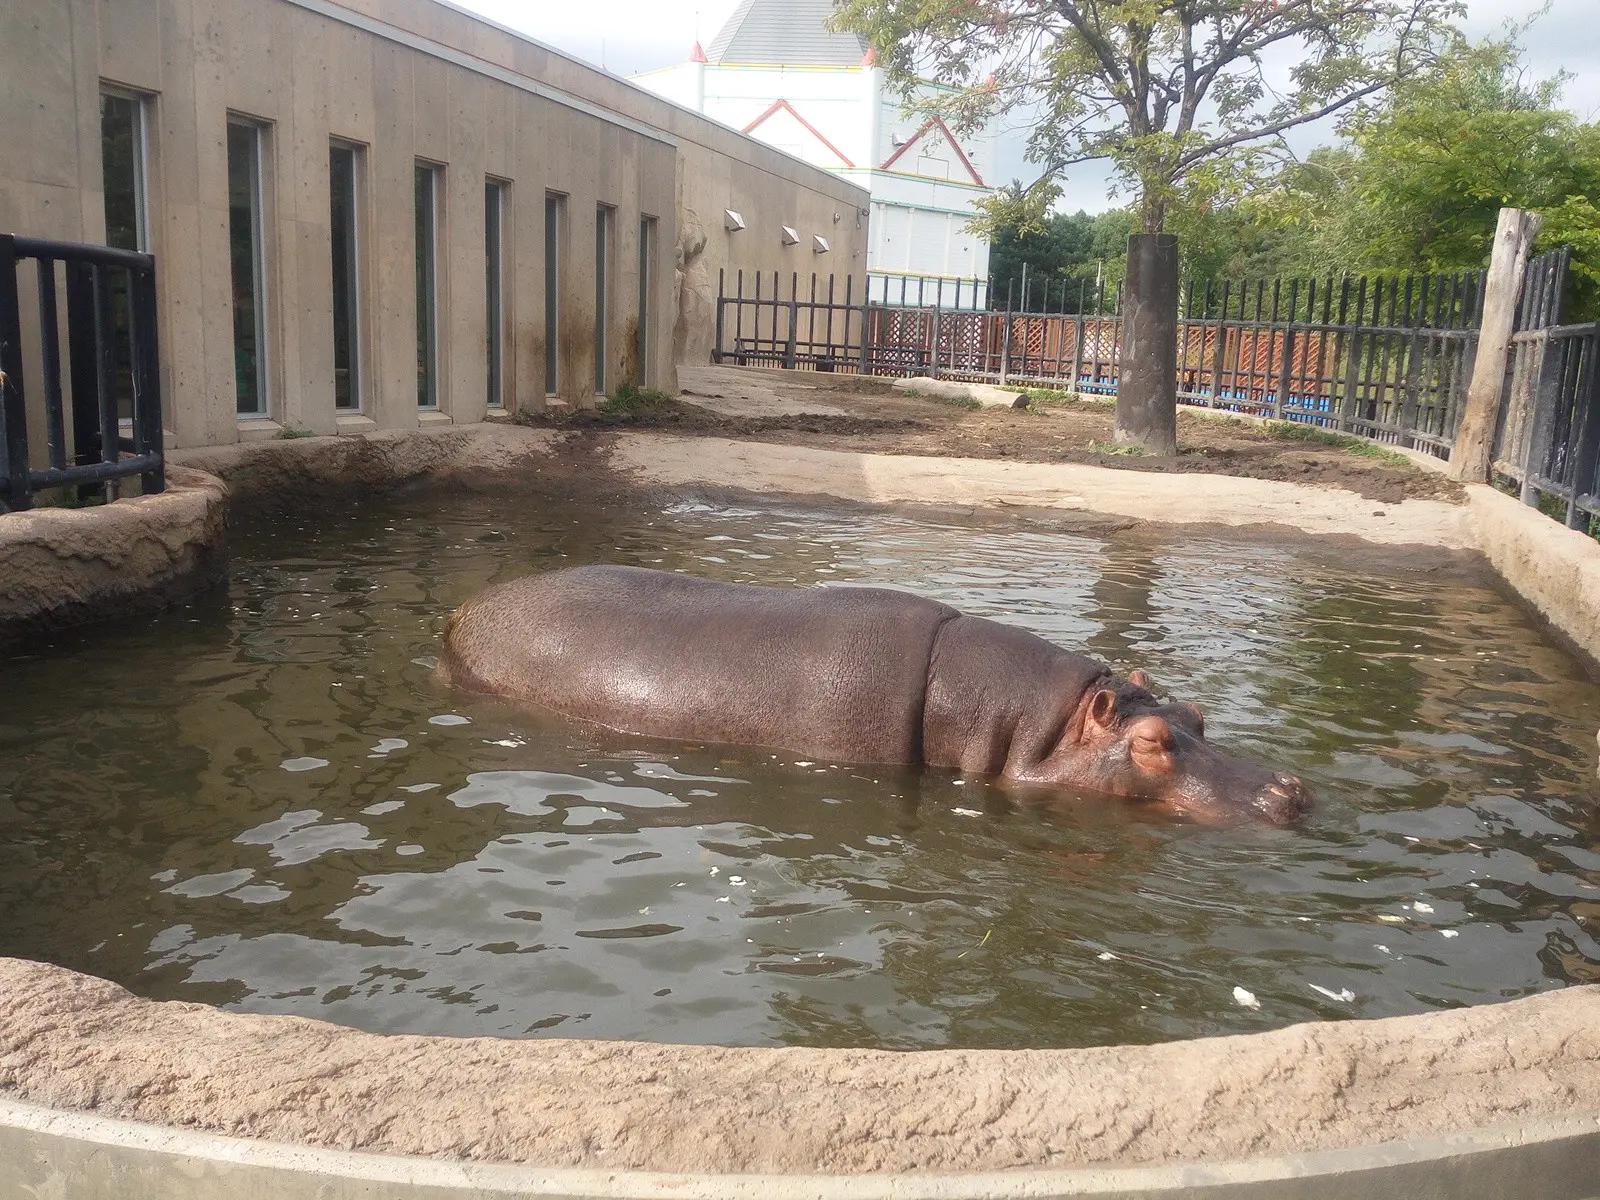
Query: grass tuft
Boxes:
[
  {"xmin": 1263, "ymin": 420, "xmax": 1411, "ymax": 466},
  {"xmin": 1087, "ymin": 439, "xmax": 1146, "ymax": 457},
  {"xmin": 598, "ymin": 383, "xmax": 676, "ymax": 416},
  {"xmin": 275, "ymin": 427, "xmax": 318, "ymax": 440}
]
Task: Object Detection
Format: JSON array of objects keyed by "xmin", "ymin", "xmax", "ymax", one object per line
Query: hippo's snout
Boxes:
[{"xmin": 1253, "ymin": 772, "xmax": 1313, "ymax": 826}]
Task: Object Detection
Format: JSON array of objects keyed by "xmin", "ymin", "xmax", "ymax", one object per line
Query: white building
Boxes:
[{"xmin": 634, "ymin": 0, "xmax": 996, "ymax": 307}]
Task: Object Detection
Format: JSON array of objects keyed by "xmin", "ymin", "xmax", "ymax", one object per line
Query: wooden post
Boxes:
[{"xmin": 1449, "ymin": 207, "xmax": 1544, "ymax": 482}]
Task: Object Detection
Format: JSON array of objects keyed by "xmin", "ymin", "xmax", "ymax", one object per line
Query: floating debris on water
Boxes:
[
  {"xmin": 399, "ymin": 783, "xmax": 439, "ymax": 793},
  {"xmin": 952, "ymin": 807, "xmax": 984, "ymax": 817},
  {"xmin": 428, "ymin": 714, "xmax": 471, "ymax": 726},
  {"xmin": 1097, "ymin": 951, "xmax": 1118, "ymax": 962},
  {"xmin": 1412, "ymin": 901, "xmax": 1435, "ymax": 914},
  {"xmin": 280, "ymin": 757, "xmax": 329, "ymax": 772},
  {"xmin": 369, "ymin": 738, "xmax": 408, "ymax": 756},
  {"xmin": 1232, "ymin": 986, "xmax": 1261, "ymax": 1010},
  {"xmin": 1309, "ymin": 984, "xmax": 1355, "ymax": 1003},
  {"xmin": 1441, "ymin": 929, "xmax": 1460, "ymax": 939}
]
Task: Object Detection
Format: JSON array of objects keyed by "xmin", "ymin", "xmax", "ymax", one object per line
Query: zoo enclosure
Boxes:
[
  {"xmin": 0, "ymin": 233, "xmax": 165, "ymax": 512},
  {"xmin": 715, "ymin": 249, "xmax": 1600, "ymax": 530}
]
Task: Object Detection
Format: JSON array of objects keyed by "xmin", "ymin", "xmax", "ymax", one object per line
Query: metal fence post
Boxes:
[
  {"xmin": 131, "ymin": 264, "xmax": 165, "ymax": 495},
  {"xmin": 1519, "ymin": 332, "xmax": 1564, "ymax": 506},
  {"xmin": 784, "ymin": 273, "xmax": 798, "ymax": 369},
  {"xmin": 1565, "ymin": 332, "xmax": 1600, "ymax": 529},
  {"xmin": 712, "ymin": 268, "xmax": 726, "ymax": 364},
  {"xmin": 0, "ymin": 235, "xmax": 31, "ymax": 511},
  {"xmin": 1000, "ymin": 303, "xmax": 1013, "ymax": 385},
  {"xmin": 1273, "ymin": 326, "xmax": 1295, "ymax": 420}
]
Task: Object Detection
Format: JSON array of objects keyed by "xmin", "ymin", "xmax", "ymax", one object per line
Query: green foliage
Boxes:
[
  {"xmin": 985, "ymin": 193, "xmax": 1134, "ymax": 292},
  {"xmin": 1251, "ymin": 28, "xmax": 1600, "ymax": 291},
  {"xmin": 832, "ymin": 0, "xmax": 1460, "ymax": 234},
  {"xmin": 275, "ymin": 427, "xmax": 317, "ymax": 439},
  {"xmin": 1087, "ymin": 439, "xmax": 1145, "ymax": 456},
  {"xmin": 598, "ymin": 384, "xmax": 676, "ymax": 415},
  {"xmin": 983, "ymin": 26, "xmax": 1599, "ymax": 317},
  {"xmin": 1263, "ymin": 420, "xmax": 1411, "ymax": 464}
]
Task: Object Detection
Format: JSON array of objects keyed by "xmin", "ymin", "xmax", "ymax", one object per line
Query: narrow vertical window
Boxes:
[
  {"xmin": 485, "ymin": 180, "xmax": 506, "ymax": 409},
  {"xmin": 415, "ymin": 163, "xmax": 441, "ymax": 409},
  {"xmin": 594, "ymin": 205, "xmax": 612, "ymax": 395},
  {"xmin": 544, "ymin": 194, "xmax": 562, "ymax": 396},
  {"xmin": 100, "ymin": 91, "xmax": 148, "ymax": 252},
  {"xmin": 637, "ymin": 216, "xmax": 656, "ymax": 387},
  {"xmin": 100, "ymin": 89, "xmax": 148, "ymax": 421},
  {"xmin": 228, "ymin": 120, "xmax": 268, "ymax": 416},
  {"xmin": 329, "ymin": 142, "xmax": 362, "ymax": 411}
]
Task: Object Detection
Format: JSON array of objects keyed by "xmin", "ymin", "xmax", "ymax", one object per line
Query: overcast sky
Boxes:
[{"xmin": 455, "ymin": 0, "xmax": 1599, "ymax": 211}]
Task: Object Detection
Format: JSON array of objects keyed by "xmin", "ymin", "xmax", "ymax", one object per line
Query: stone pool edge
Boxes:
[
  {"xmin": 2, "ymin": 1094, "xmax": 1598, "ymax": 1200},
  {"xmin": 1, "ymin": 956, "xmax": 1598, "ymax": 1189},
  {"xmin": 0, "ymin": 465, "xmax": 227, "ymax": 642}
]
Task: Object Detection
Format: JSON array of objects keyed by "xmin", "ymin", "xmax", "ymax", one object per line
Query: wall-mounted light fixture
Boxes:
[
  {"xmin": 724, "ymin": 210, "xmax": 746, "ymax": 232},
  {"xmin": 780, "ymin": 226, "xmax": 800, "ymax": 246},
  {"xmin": 812, "ymin": 235, "xmax": 831, "ymax": 254}
]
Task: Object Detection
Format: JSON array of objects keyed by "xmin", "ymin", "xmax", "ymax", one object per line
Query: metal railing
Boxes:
[
  {"xmin": 714, "ymin": 252, "xmax": 1600, "ymax": 532},
  {"xmin": 0, "ymin": 234, "xmax": 165, "ymax": 512},
  {"xmin": 1494, "ymin": 318, "xmax": 1600, "ymax": 529}
]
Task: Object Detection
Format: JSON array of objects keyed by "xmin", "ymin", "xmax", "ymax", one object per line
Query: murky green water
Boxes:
[{"xmin": 2, "ymin": 486, "xmax": 1598, "ymax": 1049}]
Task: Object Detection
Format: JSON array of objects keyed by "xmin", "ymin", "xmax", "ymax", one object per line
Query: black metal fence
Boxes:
[
  {"xmin": 715, "ymin": 249, "xmax": 1600, "ymax": 532},
  {"xmin": 1492, "ymin": 251, "xmax": 1600, "ymax": 528},
  {"xmin": 0, "ymin": 234, "xmax": 164, "ymax": 512}
]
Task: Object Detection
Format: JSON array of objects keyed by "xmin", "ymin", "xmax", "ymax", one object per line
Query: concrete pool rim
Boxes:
[
  {"xmin": 4, "ymin": 1093, "xmax": 1599, "ymax": 1199},
  {"xmin": 3, "ymin": 423, "xmax": 1600, "ymax": 1195}
]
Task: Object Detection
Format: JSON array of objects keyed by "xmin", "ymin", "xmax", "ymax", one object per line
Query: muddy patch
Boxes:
[{"xmin": 547, "ymin": 366, "xmax": 1462, "ymax": 506}]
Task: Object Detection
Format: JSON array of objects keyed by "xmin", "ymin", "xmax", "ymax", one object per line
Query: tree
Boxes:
[
  {"xmin": 832, "ymin": 0, "xmax": 1462, "ymax": 237},
  {"xmin": 985, "ymin": 192, "xmax": 1133, "ymax": 302},
  {"xmin": 1246, "ymin": 27, "xmax": 1600, "ymax": 313}
]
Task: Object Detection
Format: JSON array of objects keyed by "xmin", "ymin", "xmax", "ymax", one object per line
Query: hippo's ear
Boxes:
[
  {"xmin": 1128, "ymin": 715, "xmax": 1176, "ymax": 775},
  {"xmin": 1086, "ymin": 688, "xmax": 1118, "ymax": 732},
  {"xmin": 1128, "ymin": 669, "xmax": 1156, "ymax": 692}
]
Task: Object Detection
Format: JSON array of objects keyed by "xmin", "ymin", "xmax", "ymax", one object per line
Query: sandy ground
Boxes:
[
  {"xmin": 581, "ymin": 365, "xmax": 1463, "ymax": 507},
  {"xmin": 609, "ymin": 434, "xmax": 1474, "ymax": 550},
  {"xmin": 1, "ymin": 957, "xmax": 1596, "ymax": 1173}
]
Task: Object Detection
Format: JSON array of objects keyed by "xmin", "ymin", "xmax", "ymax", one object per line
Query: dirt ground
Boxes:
[{"xmin": 524, "ymin": 367, "xmax": 1460, "ymax": 507}]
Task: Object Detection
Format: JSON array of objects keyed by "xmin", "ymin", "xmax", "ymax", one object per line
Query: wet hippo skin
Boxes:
[{"xmin": 440, "ymin": 565, "xmax": 1311, "ymax": 826}]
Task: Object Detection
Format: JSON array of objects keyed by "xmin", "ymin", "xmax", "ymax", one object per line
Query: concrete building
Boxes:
[
  {"xmin": 0, "ymin": 0, "xmax": 867, "ymax": 452},
  {"xmin": 633, "ymin": 0, "xmax": 997, "ymax": 308}
]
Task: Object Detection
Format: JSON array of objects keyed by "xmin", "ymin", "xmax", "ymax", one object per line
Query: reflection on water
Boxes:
[{"xmin": 2, "ymin": 489, "xmax": 1598, "ymax": 1049}]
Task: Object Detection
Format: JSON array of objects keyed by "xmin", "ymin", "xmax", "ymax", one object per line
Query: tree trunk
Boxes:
[
  {"xmin": 1449, "ymin": 207, "xmax": 1544, "ymax": 483},
  {"xmin": 1115, "ymin": 233, "xmax": 1180, "ymax": 456},
  {"xmin": 1137, "ymin": 191, "xmax": 1167, "ymax": 236}
]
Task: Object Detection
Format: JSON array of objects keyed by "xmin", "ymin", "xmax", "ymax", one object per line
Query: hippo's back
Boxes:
[{"xmin": 440, "ymin": 565, "xmax": 958, "ymax": 763}]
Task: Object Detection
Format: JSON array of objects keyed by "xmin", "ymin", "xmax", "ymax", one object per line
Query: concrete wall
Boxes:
[{"xmin": 0, "ymin": 0, "xmax": 869, "ymax": 451}]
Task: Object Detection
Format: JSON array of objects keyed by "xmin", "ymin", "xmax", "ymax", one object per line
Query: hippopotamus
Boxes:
[{"xmin": 438, "ymin": 566, "xmax": 1312, "ymax": 827}]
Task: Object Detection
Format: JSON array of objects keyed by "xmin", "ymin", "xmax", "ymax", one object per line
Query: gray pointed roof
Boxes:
[{"xmin": 705, "ymin": 0, "xmax": 868, "ymax": 66}]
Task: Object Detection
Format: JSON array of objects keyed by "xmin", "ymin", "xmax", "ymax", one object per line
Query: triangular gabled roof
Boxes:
[
  {"xmin": 706, "ymin": 0, "xmax": 868, "ymax": 66},
  {"xmin": 881, "ymin": 117, "xmax": 986, "ymax": 186},
  {"xmin": 742, "ymin": 99, "xmax": 856, "ymax": 167}
]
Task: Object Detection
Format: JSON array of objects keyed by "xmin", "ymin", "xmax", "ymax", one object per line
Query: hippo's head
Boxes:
[{"xmin": 1053, "ymin": 670, "xmax": 1312, "ymax": 827}]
